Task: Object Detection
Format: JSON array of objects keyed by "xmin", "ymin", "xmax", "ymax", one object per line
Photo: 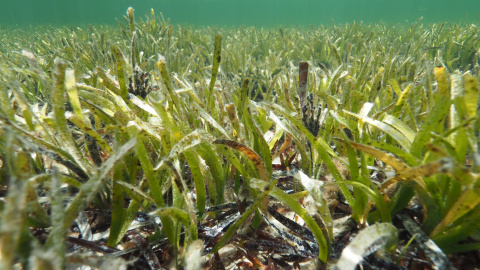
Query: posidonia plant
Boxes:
[{"xmin": 0, "ymin": 7, "xmax": 479, "ymax": 269}]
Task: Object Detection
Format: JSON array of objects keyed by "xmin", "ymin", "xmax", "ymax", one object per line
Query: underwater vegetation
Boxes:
[{"xmin": 1, "ymin": 7, "xmax": 480, "ymax": 269}]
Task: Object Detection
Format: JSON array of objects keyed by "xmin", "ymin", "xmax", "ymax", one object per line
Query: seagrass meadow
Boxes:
[{"xmin": 1, "ymin": 7, "xmax": 480, "ymax": 270}]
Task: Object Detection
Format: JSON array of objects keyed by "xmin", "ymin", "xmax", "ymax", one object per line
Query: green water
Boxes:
[{"xmin": 1, "ymin": 0, "xmax": 479, "ymax": 27}]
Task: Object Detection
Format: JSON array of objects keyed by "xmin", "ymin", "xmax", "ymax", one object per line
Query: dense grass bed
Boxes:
[{"xmin": 1, "ymin": 8, "xmax": 480, "ymax": 269}]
